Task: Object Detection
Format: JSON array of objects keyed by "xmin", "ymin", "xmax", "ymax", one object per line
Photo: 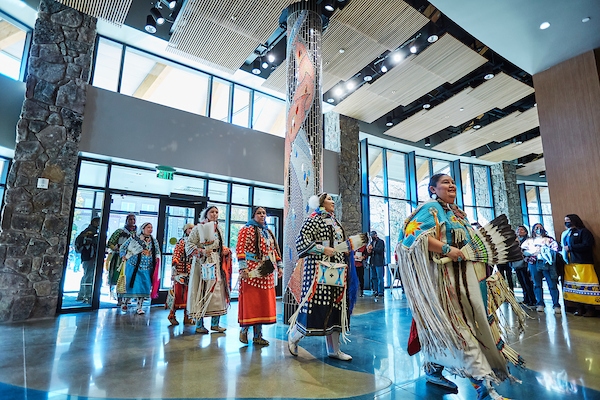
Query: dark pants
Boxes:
[
  {"xmin": 356, "ymin": 266, "xmax": 364, "ymax": 291},
  {"xmin": 515, "ymin": 268, "xmax": 536, "ymax": 305},
  {"xmin": 497, "ymin": 264, "xmax": 514, "ymax": 291},
  {"xmin": 77, "ymin": 259, "xmax": 95, "ymax": 301}
]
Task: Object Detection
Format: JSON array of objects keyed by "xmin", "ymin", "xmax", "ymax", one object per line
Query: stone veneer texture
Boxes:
[
  {"xmin": 490, "ymin": 162, "xmax": 523, "ymax": 229},
  {"xmin": 0, "ymin": 0, "xmax": 96, "ymax": 321},
  {"xmin": 337, "ymin": 115, "xmax": 362, "ymax": 235}
]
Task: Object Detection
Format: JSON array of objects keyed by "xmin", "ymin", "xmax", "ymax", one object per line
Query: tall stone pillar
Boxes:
[
  {"xmin": 490, "ymin": 162, "xmax": 522, "ymax": 229},
  {"xmin": 0, "ymin": 0, "xmax": 96, "ymax": 321}
]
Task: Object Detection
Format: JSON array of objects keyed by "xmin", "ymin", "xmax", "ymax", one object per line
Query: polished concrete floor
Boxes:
[{"xmin": 1, "ymin": 288, "xmax": 599, "ymax": 400}]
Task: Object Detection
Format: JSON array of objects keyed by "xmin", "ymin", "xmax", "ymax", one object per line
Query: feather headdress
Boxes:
[{"xmin": 435, "ymin": 214, "xmax": 523, "ymax": 265}]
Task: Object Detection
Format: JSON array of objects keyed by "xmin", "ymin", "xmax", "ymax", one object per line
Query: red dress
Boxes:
[
  {"xmin": 236, "ymin": 223, "xmax": 281, "ymax": 326},
  {"xmin": 171, "ymin": 238, "xmax": 191, "ymax": 310}
]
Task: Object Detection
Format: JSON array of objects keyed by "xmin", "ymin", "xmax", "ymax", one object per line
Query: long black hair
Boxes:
[
  {"xmin": 566, "ymin": 214, "xmax": 585, "ymax": 229},
  {"xmin": 428, "ymin": 173, "xmax": 452, "ymax": 198},
  {"xmin": 531, "ymin": 223, "xmax": 549, "ymax": 238}
]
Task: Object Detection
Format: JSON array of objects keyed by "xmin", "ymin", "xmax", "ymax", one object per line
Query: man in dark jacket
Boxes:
[
  {"xmin": 75, "ymin": 217, "xmax": 100, "ymax": 303},
  {"xmin": 367, "ymin": 231, "xmax": 386, "ymax": 297}
]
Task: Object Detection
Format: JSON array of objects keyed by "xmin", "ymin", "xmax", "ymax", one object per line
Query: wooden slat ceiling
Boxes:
[
  {"xmin": 385, "ymin": 72, "xmax": 534, "ymax": 142},
  {"xmin": 167, "ymin": 0, "xmax": 294, "ymax": 73},
  {"xmin": 56, "ymin": 0, "xmax": 133, "ymax": 25},
  {"xmin": 332, "ymin": 34, "xmax": 487, "ymax": 123},
  {"xmin": 264, "ymin": 0, "xmax": 429, "ymax": 94},
  {"xmin": 478, "ymin": 136, "xmax": 543, "ymax": 163},
  {"xmin": 516, "ymin": 157, "xmax": 546, "ymax": 176},
  {"xmin": 331, "ymin": 84, "xmax": 397, "ymax": 123},
  {"xmin": 433, "ymin": 106, "xmax": 539, "ymax": 154}
]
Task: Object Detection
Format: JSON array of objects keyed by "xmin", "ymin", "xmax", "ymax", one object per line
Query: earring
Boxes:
[{"xmin": 432, "ymin": 193, "xmax": 438, "ymax": 200}]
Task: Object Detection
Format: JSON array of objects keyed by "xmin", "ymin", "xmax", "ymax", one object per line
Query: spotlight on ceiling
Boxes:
[
  {"xmin": 386, "ymin": 116, "xmax": 393, "ymax": 127},
  {"xmin": 334, "ymin": 87, "xmax": 343, "ymax": 96},
  {"xmin": 251, "ymin": 59, "xmax": 261, "ymax": 75},
  {"xmin": 582, "ymin": 17, "xmax": 591, "ymax": 23},
  {"xmin": 473, "ymin": 124, "xmax": 481, "ymax": 129},
  {"xmin": 168, "ymin": 0, "xmax": 177, "ymax": 9},
  {"xmin": 262, "ymin": 61, "xmax": 269, "ymax": 69},
  {"xmin": 428, "ymin": 34, "xmax": 439, "ymax": 43},
  {"xmin": 339, "ymin": 48, "xmax": 345, "ymax": 54},
  {"xmin": 422, "ymin": 103, "xmax": 431, "ymax": 109},
  {"xmin": 346, "ymin": 80, "xmax": 355, "ymax": 90},
  {"xmin": 410, "ymin": 45, "xmax": 417, "ymax": 54},
  {"xmin": 145, "ymin": 15, "xmax": 157, "ymax": 33},
  {"xmin": 392, "ymin": 52, "xmax": 402, "ymax": 62},
  {"xmin": 515, "ymin": 140, "xmax": 523, "ymax": 145},
  {"xmin": 539, "ymin": 21, "xmax": 550, "ymax": 30},
  {"xmin": 380, "ymin": 64, "xmax": 388, "ymax": 73},
  {"xmin": 327, "ymin": 98, "xmax": 335, "ymax": 103},
  {"xmin": 470, "ymin": 150, "xmax": 476, "ymax": 158},
  {"xmin": 363, "ymin": 75, "xmax": 372, "ymax": 82},
  {"xmin": 267, "ymin": 54, "xmax": 275, "ymax": 63},
  {"xmin": 150, "ymin": 7, "xmax": 165, "ymax": 25},
  {"xmin": 539, "ymin": 171, "xmax": 546, "ymax": 178},
  {"xmin": 425, "ymin": 138, "xmax": 431, "ymax": 147}
]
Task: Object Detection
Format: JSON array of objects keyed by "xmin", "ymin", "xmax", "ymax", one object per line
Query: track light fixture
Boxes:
[
  {"xmin": 168, "ymin": 0, "xmax": 177, "ymax": 9},
  {"xmin": 539, "ymin": 171, "xmax": 546, "ymax": 178},
  {"xmin": 483, "ymin": 65, "xmax": 495, "ymax": 80},
  {"xmin": 151, "ymin": 7, "xmax": 165, "ymax": 25},
  {"xmin": 380, "ymin": 64, "xmax": 388, "ymax": 73},
  {"xmin": 323, "ymin": 0, "xmax": 335, "ymax": 12},
  {"xmin": 386, "ymin": 116, "xmax": 393, "ymax": 127},
  {"xmin": 252, "ymin": 59, "xmax": 261, "ymax": 75},
  {"xmin": 410, "ymin": 45, "xmax": 417, "ymax": 54},
  {"xmin": 425, "ymin": 138, "xmax": 431, "ymax": 147},
  {"xmin": 267, "ymin": 54, "xmax": 275, "ymax": 63},
  {"xmin": 470, "ymin": 150, "xmax": 476, "ymax": 158},
  {"xmin": 145, "ymin": 15, "xmax": 157, "ymax": 33}
]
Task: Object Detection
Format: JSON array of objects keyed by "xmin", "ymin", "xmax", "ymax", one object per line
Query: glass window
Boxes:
[
  {"xmin": 415, "ymin": 157, "xmax": 430, "ymax": 203},
  {"xmin": 232, "ymin": 85, "xmax": 251, "ymax": 128},
  {"xmin": 92, "ymin": 37, "xmax": 123, "ymax": 92},
  {"xmin": 120, "ymin": 48, "xmax": 210, "ymax": 116},
  {"xmin": 207, "ymin": 181, "xmax": 229, "ymax": 202},
  {"xmin": 171, "ymin": 175, "xmax": 206, "ymax": 197},
  {"xmin": 368, "ymin": 146, "xmax": 385, "ymax": 197},
  {"xmin": 528, "ymin": 214, "xmax": 541, "ymax": 230},
  {"xmin": 543, "ymin": 215, "xmax": 555, "ymax": 238},
  {"xmin": 387, "ymin": 151, "xmax": 407, "ymax": 199},
  {"xmin": 254, "ymin": 187, "xmax": 284, "ymax": 209},
  {"xmin": 473, "ymin": 165, "xmax": 491, "ymax": 207},
  {"xmin": 464, "ymin": 206, "xmax": 476, "ymax": 223},
  {"xmin": 389, "ymin": 199, "xmax": 411, "ymax": 251},
  {"xmin": 252, "ymin": 92, "xmax": 286, "ymax": 137},
  {"xmin": 525, "ymin": 186, "xmax": 539, "ymax": 214},
  {"xmin": 210, "ymin": 78, "xmax": 232, "ymax": 122},
  {"xmin": 231, "ymin": 184, "xmax": 250, "ymax": 204},
  {"xmin": 109, "ymin": 165, "xmax": 172, "ymax": 195},
  {"xmin": 461, "ymin": 164, "xmax": 474, "ymax": 206},
  {"xmin": 0, "ymin": 18, "xmax": 27, "ymax": 80},
  {"xmin": 539, "ymin": 187, "xmax": 552, "ymax": 214},
  {"xmin": 476, "ymin": 207, "xmax": 493, "ymax": 226},
  {"xmin": 432, "ymin": 160, "xmax": 451, "ymax": 177},
  {"xmin": 78, "ymin": 161, "xmax": 108, "ymax": 187}
]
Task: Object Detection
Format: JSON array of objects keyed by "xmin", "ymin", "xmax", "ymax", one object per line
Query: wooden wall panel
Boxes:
[{"xmin": 533, "ymin": 49, "xmax": 600, "ymax": 265}]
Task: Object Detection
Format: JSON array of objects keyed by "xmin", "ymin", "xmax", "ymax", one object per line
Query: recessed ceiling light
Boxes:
[
  {"xmin": 339, "ymin": 48, "xmax": 345, "ymax": 54},
  {"xmin": 381, "ymin": 65, "xmax": 388, "ymax": 73},
  {"xmin": 168, "ymin": 1, "xmax": 177, "ymax": 9},
  {"xmin": 423, "ymin": 103, "xmax": 431, "ymax": 109},
  {"xmin": 582, "ymin": 17, "xmax": 591, "ymax": 23},
  {"xmin": 262, "ymin": 62, "xmax": 269, "ymax": 69},
  {"xmin": 410, "ymin": 45, "xmax": 417, "ymax": 54},
  {"xmin": 267, "ymin": 54, "xmax": 275, "ymax": 63},
  {"xmin": 515, "ymin": 141, "xmax": 523, "ymax": 145},
  {"xmin": 327, "ymin": 98, "xmax": 335, "ymax": 103},
  {"xmin": 540, "ymin": 21, "xmax": 550, "ymax": 30},
  {"xmin": 346, "ymin": 81, "xmax": 355, "ymax": 90},
  {"xmin": 363, "ymin": 75, "xmax": 372, "ymax": 82},
  {"xmin": 484, "ymin": 72, "xmax": 495, "ymax": 80},
  {"xmin": 459, "ymin": 107, "xmax": 464, "ymax": 111},
  {"xmin": 393, "ymin": 52, "xmax": 402, "ymax": 62},
  {"xmin": 427, "ymin": 34, "xmax": 439, "ymax": 43},
  {"xmin": 334, "ymin": 87, "xmax": 343, "ymax": 96},
  {"xmin": 325, "ymin": 4, "xmax": 334, "ymax": 11},
  {"xmin": 473, "ymin": 124, "xmax": 481, "ymax": 129}
]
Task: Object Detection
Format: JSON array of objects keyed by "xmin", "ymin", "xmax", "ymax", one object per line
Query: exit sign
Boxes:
[{"xmin": 156, "ymin": 165, "xmax": 175, "ymax": 180}]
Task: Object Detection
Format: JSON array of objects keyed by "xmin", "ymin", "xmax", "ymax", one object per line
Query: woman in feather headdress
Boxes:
[
  {"xmin": 396, "ymin": 174, "xmax": 523, "ymax": 400},
  {"xmin": 287, "ymin": 193, "xmax": 359, "ymax": 361},
  {"xmin": 186, "ymin": 206, "xmax": 232, "ymax": 334},
  {"xmin": 236, "ymin": 206, "xmax": 283, "ymax": 346}
]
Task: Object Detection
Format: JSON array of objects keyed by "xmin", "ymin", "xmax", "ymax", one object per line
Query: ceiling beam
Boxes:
[
  {"xmin": 0, "ymin": 21, "xmax": 26, "ymax": 51},
  {"xmin": 133, "ymin": 63, "xmax": 172, "ymax": 100}
]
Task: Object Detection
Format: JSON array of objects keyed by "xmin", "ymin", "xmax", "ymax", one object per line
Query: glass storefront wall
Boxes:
[
  {"xmin": 0, "ymin": 15, "xmax": 29, "ymax": 81},
  {"xmin": 62, "ymin": 157, "xmax": 284, "ymax": 311},
  {"xmin": 520, "ymin": 183, "xmax": 554, "ymax": 237}
]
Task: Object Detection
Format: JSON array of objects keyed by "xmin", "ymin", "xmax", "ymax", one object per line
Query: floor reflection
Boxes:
[{"xmin": 0, "ymin": 291, "xmax": 599, "ymax": 399}]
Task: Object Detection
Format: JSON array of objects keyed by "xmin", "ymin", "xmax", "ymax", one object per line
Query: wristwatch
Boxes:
[{"xmin": 442, "ymin": 244, "xmax": 451, "ymax": 255}]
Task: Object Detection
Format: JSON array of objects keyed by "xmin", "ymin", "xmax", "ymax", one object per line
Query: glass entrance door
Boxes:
[{"xmin": 159, "ymin": 205, "xmax": 196, "ymax": 290}]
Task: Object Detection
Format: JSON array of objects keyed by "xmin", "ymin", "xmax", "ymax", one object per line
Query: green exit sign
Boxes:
[{"xmin": 156, "ymin": 165, "xmax": 175, "ymax": 180}]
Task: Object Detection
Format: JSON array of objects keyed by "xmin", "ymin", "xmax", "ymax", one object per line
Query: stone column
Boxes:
[
  {"xmin": 490, "ymin": 162, "xmax": 522, "ymax": 229},
  {"xmin": 0, "ymin": 0, "xmax": 96, "ymax": 321},
  {"xmin": 336, "ymin": 114, "xmax": 362, "ymax": 234}
]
